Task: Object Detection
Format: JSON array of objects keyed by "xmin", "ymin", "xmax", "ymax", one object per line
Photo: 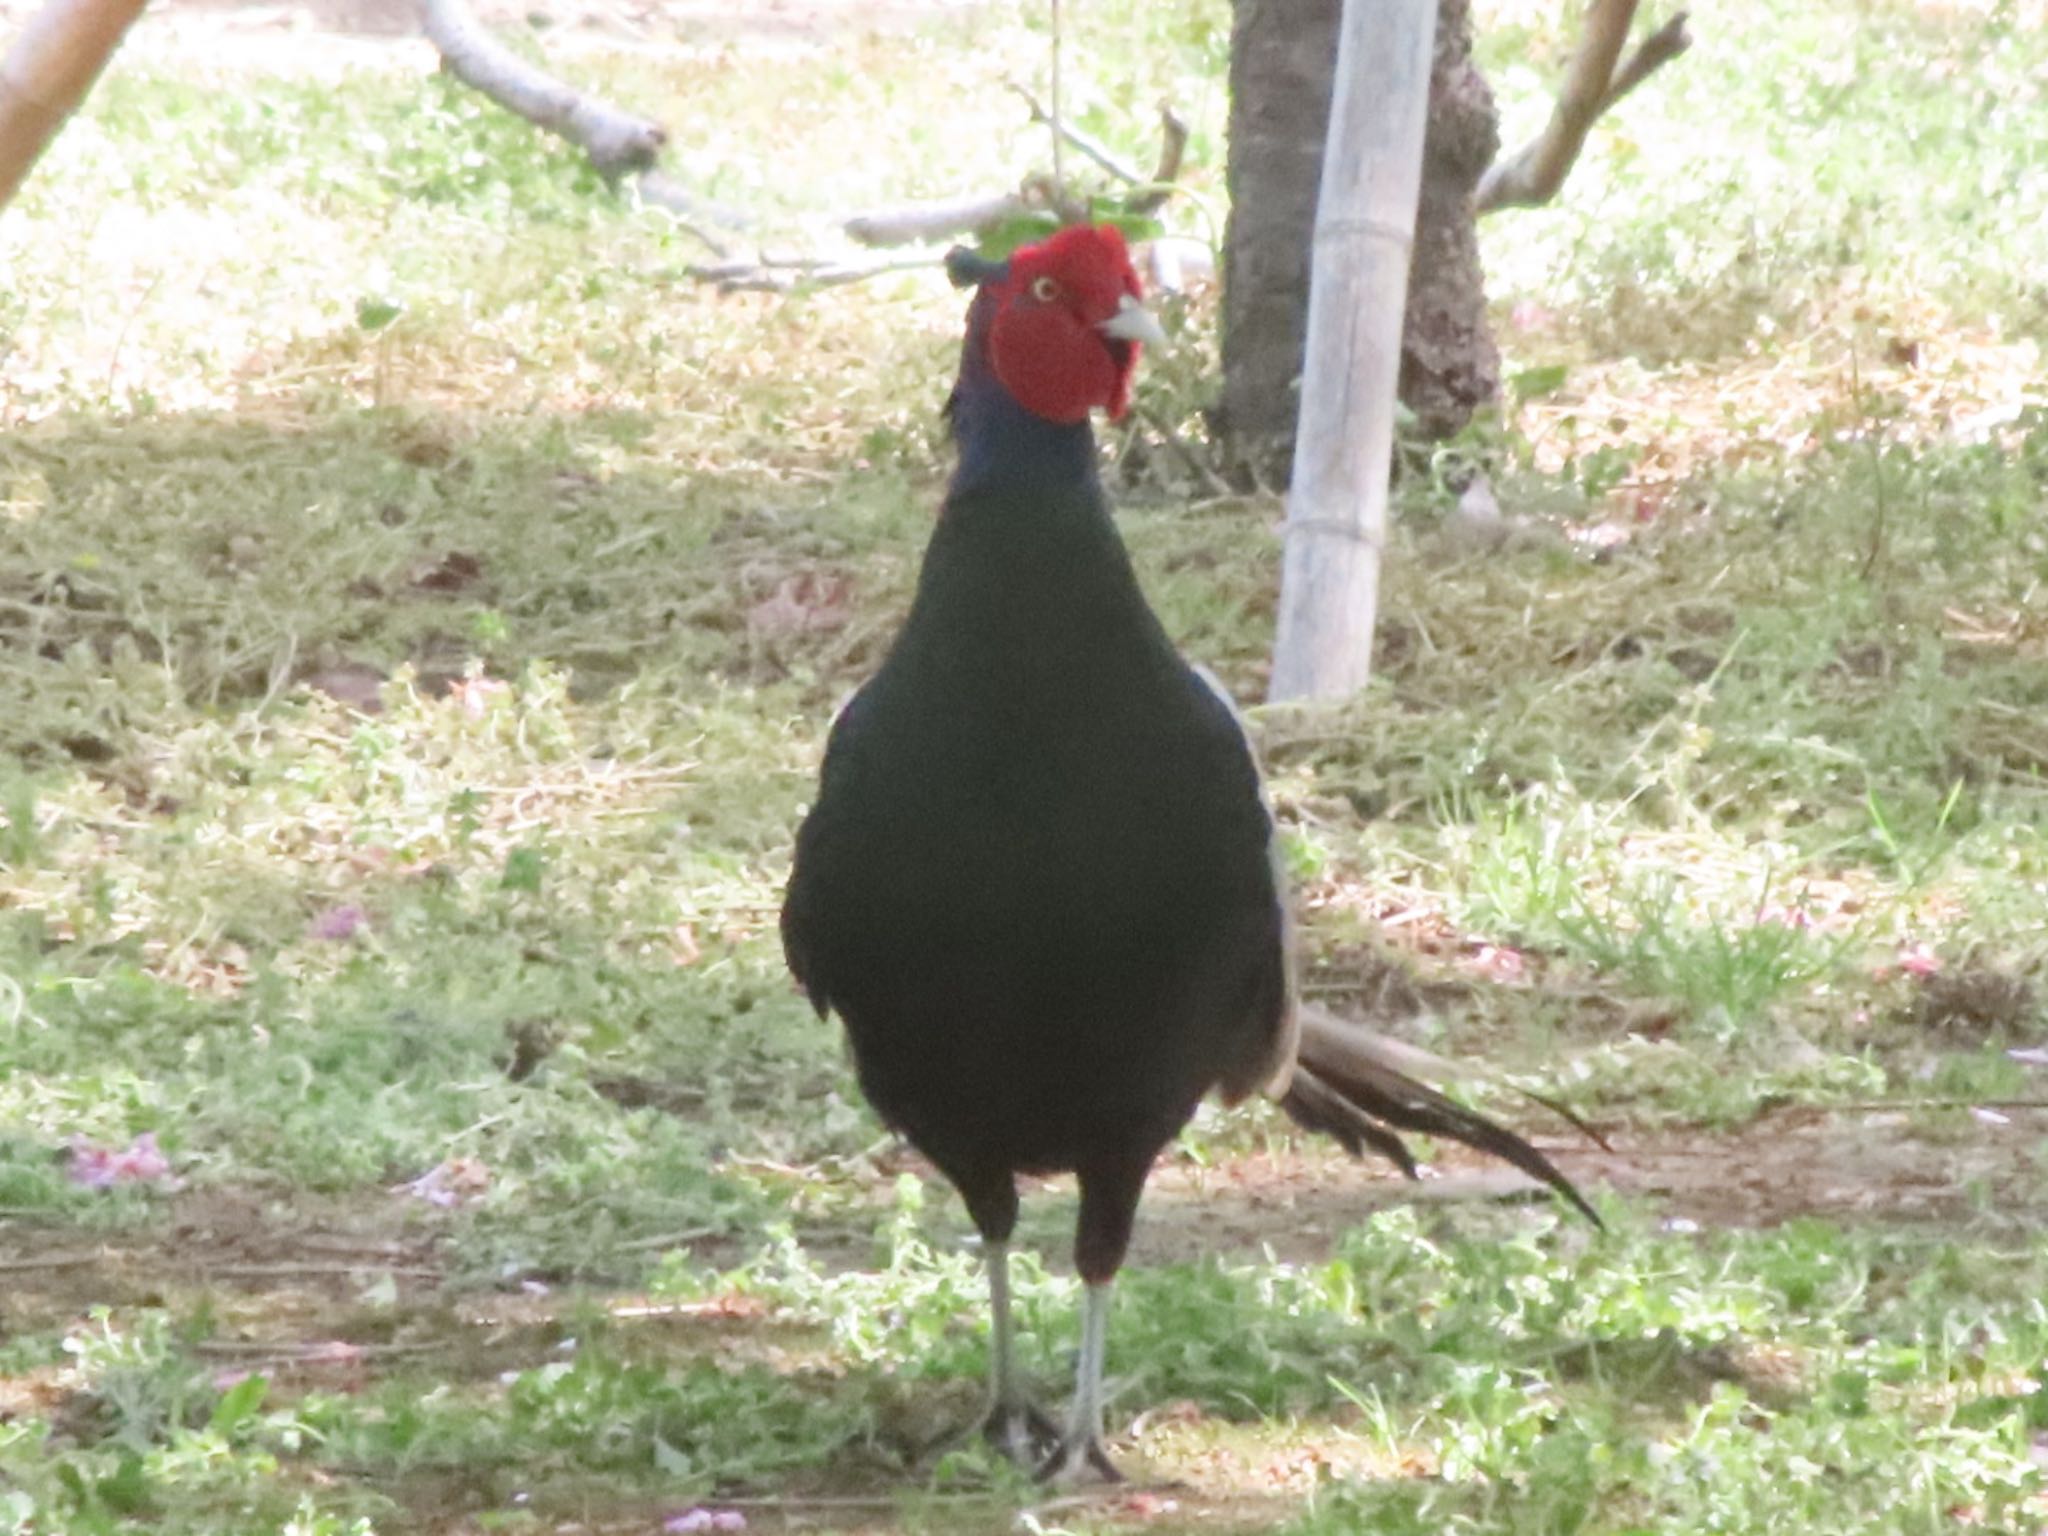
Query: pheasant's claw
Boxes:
[
  {"xmin": 1038, "ymin": 1433, "xmax": 1126, "ymax": 1487},
  {"xmin": 983, "ymin": 1400, "xmax": 1064, "ymax": 1468}
]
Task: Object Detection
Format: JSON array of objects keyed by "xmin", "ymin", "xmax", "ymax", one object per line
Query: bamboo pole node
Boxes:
[{"xmin": 1310, "ymin": 215, "xmax": 1418, "ymax": 250}]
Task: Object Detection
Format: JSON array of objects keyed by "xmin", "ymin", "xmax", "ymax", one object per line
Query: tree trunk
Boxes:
[
  {"xmin": 0, "ymin": 0, "xmax": 151, "ymax": 213},
  {"xmin": 1220, "ymin": 0, "xmax": 1500, "ymax": 482},
  {"xmin": 1401, "ymin": 0, "xmax": 1501, "ymax": 441}
]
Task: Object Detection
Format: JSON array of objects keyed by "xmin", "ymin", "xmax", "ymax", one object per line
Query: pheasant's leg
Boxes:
[
  {"xmin": 980, "ymin": 1239, "xmax": 1060, "ymax": 1464},
  {"xmin": 1042, "ymin": 1154, "xmax": 1150, "ymax": 1485},
  {"xmin": 1040, "ymin": 1278, "xmax": 1123, "ymax": 1484},
  {"xmin": 948, "ymin": 1176, "xmax": 1058, "ymax": 1467}
]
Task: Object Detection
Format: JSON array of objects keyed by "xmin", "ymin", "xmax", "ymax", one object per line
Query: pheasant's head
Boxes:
[{"xmin": 947, "ymin": 224, "xmax": 1166, "ymax": 424}]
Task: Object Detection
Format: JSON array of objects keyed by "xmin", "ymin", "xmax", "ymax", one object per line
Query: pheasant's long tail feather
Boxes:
[{"xmin": 1279, "ymin": 1007, "xmax": 1602, "ymax": 1226}]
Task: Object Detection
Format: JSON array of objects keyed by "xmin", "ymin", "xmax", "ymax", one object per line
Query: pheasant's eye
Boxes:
[{"xmin": 1030, "ymin": 275, "xmax": 1061, "ymax": 304}]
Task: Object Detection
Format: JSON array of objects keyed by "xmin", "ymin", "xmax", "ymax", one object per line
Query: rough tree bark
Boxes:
[
  {"xmin": 1402, "ymin": 0, "xmax": 1501, "ymax": 442},
  {"xmin": 1221, "ymin": 0, "xmax": 1498, "ymax": 482}
]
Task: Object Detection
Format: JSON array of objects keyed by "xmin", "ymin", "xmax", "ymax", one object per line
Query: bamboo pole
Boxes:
[
  {"xmin": 0, "ymin": 0, "xmax": 150, "ymax": 214},
  {"xmin": 1267, "ymin": 0, "xmax": 1438, "ymax": 703}
]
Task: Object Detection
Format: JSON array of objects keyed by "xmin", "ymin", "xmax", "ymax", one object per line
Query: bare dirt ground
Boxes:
[
  {"xmin": 3, "ymin": 1107, "xmax": 2038, "ymax": 1533},
  {"xmin": 1139, "ymin": 1104, "xmax": 2048, "ymax": 1267},
  {"xmin": 6, "ymin": 1105, "xmax": 2039, "ymax": 1324}
]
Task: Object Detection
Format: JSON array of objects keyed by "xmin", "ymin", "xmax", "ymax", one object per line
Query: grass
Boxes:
[{"xmin": 2, "ymin": 0, "xmax": 2046, "ymax": 1530}]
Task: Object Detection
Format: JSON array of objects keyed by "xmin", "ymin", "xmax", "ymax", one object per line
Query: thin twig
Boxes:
[
  {"xmin": 1128, "ymin": 104, "xmax": 1191, "ymax": 216},
  {"xmin": 1049, "ymin": 0, "xmax": 1064, "ymax": 201},
  {"xmin": 614, "ymin": 1226, "xmax": 719, "ymax": 1252},
  {"xmin": 1008, "ymin": 81, "xmax": 1145, "ymax": 185},
  {"xmin": 704, "ymin": 1483, "xmax": 1184, "ymax": 1512},
  {"xmin": 204, "ymin": 1262, "xmax": 444, "ymax": 1280},
  {"xmin": 1600, "ymin": 10, "xmax": 1693, "ymax": 112},
  {"xmin": 1826, "ymin": 1099, "xmax": 2048, "ymax": 1113},
  {"xmin": 0, "ymin": 1251, "xmax": 100, "ymax": 1273},
  {"xmin": 194, "ymin": 1339, "xmax": 444, "ymax": 1359},
  {"xmin": 686, "ymin": 251, "xmax": 944, "ymax": 294},
  {"xmin": 1134, "ymin": 402, "xmax": 1234, "ymax": 499},
  {"xmin": 633, "ymin": 173, "xmax": 739, "ymax": 256}
]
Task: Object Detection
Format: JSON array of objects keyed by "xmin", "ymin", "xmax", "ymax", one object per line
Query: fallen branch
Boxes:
[
  {"xmin": 204, "ymin": 1261, "xmax": 443, "ymax": 1280},
  {"xmin": 0, "ymin": 1250, "xmax": 100, "ymax": 1272},
  {"xmin": 687, "ymin": 249, "xmax": 944, "ymax": 294},
  {"xmin": 416, "ymin": 0, "xmax": 740, "ymax": 250},
  {"xmin": 1475, "ymin": 4, "xmax": 1691, "ymax": 215},
  {"xmin": 844, "ymin": 188, "xmax": 1038, "ymax": 249},
  {"xmin": 417, "ymin": 0, "xmax": 663, "ymax": 177},
  {"xmin": 195, "ymin": 1339, "xmax": 444, "ymax": 1360},
  {"xmin": 414, "ymin": 0, "xmax": 1182, "ymax": 280}
]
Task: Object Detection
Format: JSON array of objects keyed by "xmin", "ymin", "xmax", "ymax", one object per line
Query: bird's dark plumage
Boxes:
[{"xmin": 781, "ymin": 225, "xmax": 1593, "ymax": 1480}]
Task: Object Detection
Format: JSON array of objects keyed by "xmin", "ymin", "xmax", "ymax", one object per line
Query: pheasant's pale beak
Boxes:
[{"xmin": 1098, "ymin": 294, "xmax": 1169, "ymax": 348}]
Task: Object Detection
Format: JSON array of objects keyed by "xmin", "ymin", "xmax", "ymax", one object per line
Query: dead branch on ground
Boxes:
[
  {"xmin": 1475, "ymin": 5, "xmax": 1691, "ymax": 215},
  {"xmin": 418, "ymin": 0, "xmax": 662, "ymax": 176},
  {"xmin": 415, "ymin": 0, "xmax": 739, "ymax": 250},
  {"xmin": 843, "ymin": 187, "xmax": 1041, "ymax": 250},
  {"xmin": 416, "ymin": 0, "xmax": 1187, "ymax": 296},
  {"xmin": 687, "ymin": 250, "xmax": 943, "ymax": 295}
]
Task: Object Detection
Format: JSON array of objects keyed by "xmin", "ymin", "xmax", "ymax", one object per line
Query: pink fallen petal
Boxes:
[
  {"xmin": 396, "ymin": 1157, "xmax": 492, "ymax": 1207},
  {"xmin": 110, "ymin": 1133, "xmax": 171, "ymax": 1181},
  {"xmin": 308, "ymin": 904, "xmax": 368, "ymax": 942},
  {"xmin": 68, "ymin": 1141, "xmax": 117, "ymax": 1188},
  {"xmin": 68, "ymin": 1132, "xmax": 176, "ymax": 1189},
  {"xmin": 1119, "ymin": 1492, "xmax": 1180, "ymax": 1519},
  {"xmin": 747, "ymin": 571, "xmax": 853, "ymax": 639},
  {"xmin": 450, "ymin": 675, "xmax": 510, "ymax": 719},
  {"xmin": 1756, "ymin": 904, "xmax": 1813, "ymax": 930},
  {"xmin": 1898, "ymin": 943, "xmax": 1941, "ymax": 977},
  {"xmin": 1473, "ymin": 944, "xmax": 1525, "ymax": 982}
]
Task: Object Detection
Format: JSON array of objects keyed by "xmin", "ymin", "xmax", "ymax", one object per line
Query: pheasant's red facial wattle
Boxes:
[{"xmin": 986, "ymin": 225, "xmax": 1154, "ymax": 424}]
